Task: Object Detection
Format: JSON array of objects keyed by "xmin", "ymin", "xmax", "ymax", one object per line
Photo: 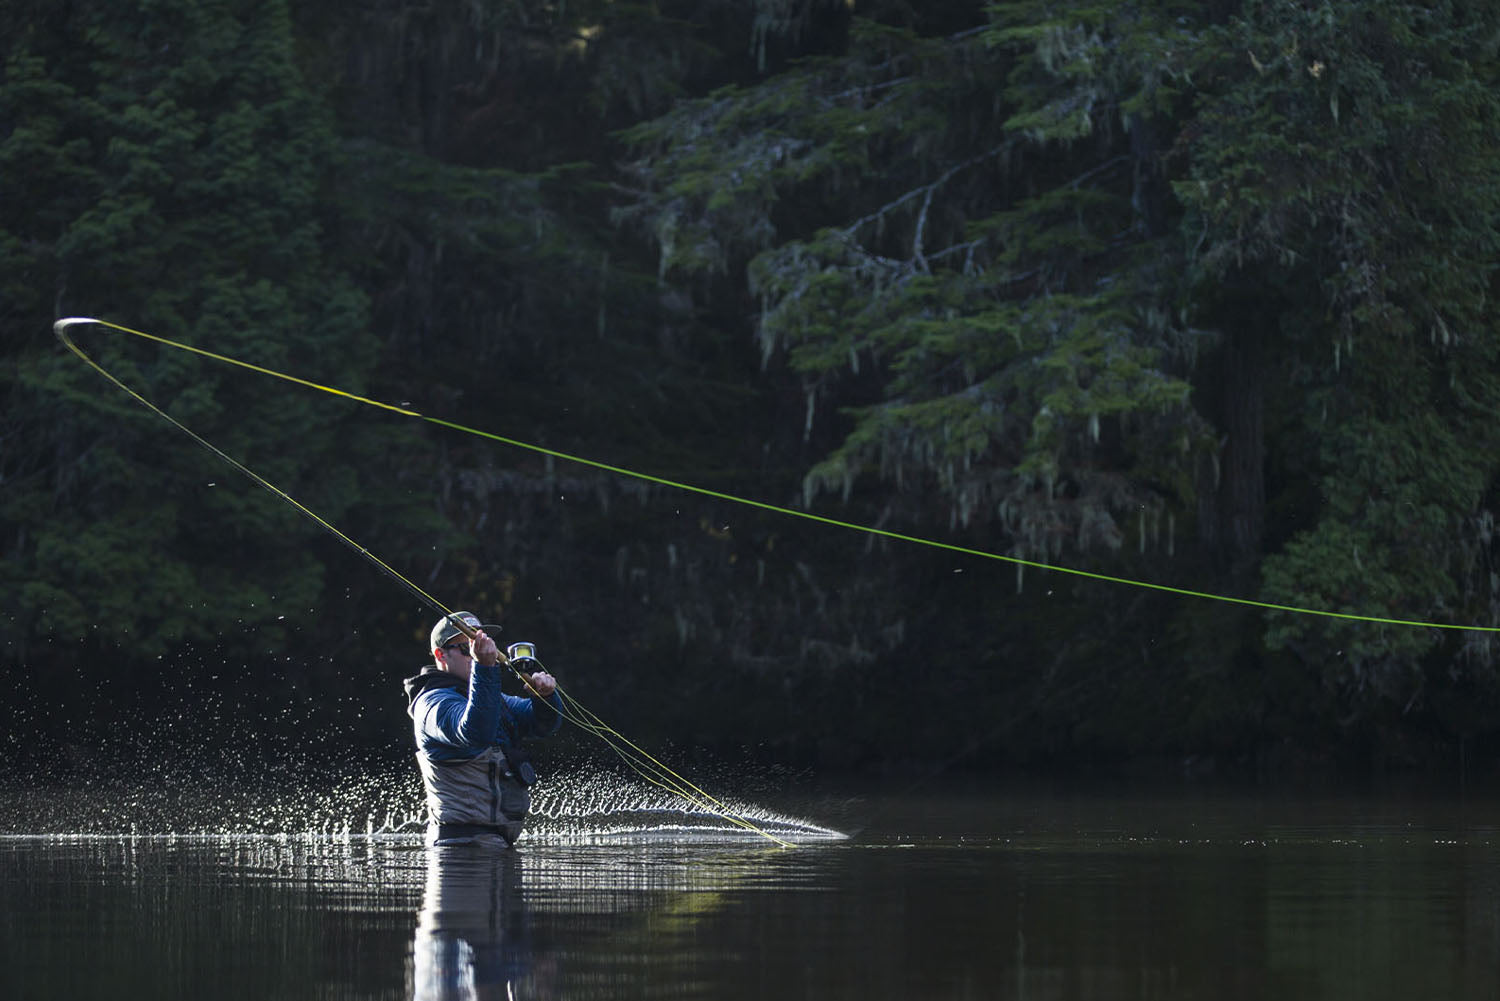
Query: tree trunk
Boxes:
[{"xmin": 1197, "ymin": 321, "xmax": 1266, "ymax": 574}]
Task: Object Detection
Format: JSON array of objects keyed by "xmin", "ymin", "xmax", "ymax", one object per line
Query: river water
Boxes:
[{"xmin": 3, "ymin": 777, "xmax": 1499, "ymax": 1000}]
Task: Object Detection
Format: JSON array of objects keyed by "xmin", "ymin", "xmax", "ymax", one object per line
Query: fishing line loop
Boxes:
[
  {"xmin": 52, "ymin": 316, "xmax": 1500, "ymax": 635},
  {"xmin": 53, "ymin": 316, "xmax": 796, "ymax": 847}
]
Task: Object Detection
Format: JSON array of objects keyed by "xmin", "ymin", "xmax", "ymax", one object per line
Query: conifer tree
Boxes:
[
  {"xmin": 1180, "ymin": 0, "xmax": 1500, "ymax": 721},
  {"xmin": 621, "ymin": 3, "xmax": 1211, "ymax": 566},
  {"xmin": 0, "ymin": 0, "xmax": 385, "ymax": 661},
  {"xmin": 619, "ymin": 0, "xmax": 1500, "ymax": 758}
]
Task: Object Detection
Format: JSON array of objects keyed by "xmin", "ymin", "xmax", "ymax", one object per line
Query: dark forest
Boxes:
[{"xmin": 5, "ymin": 0, "xmax": 1500, "ymax": 783}]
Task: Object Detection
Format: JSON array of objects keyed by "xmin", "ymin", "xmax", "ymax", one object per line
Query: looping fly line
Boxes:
[
  {"xmin": 53, "ymin": 316, "xmax": 795, "ymax": 847},
  {"xmin": 54, "ymin": 316, "xmax": 1500, "ymax": 638}
]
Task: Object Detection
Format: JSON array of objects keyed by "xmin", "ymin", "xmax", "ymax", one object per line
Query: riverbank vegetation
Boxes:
[{"xmin": 5, "ymin": 0, "xmax": 1500, "ymax": 778}]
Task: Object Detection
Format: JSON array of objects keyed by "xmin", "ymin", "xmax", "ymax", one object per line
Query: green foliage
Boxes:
[
  {"xmin": 615, "ymin": 0, "xmax": 1500, "ymax": 763},
  {"xmin": 0, "ymin": 0, "xmax": 386, "ymax": 659},
  {"xmin": 623, "ymin": 3, "xmax": 1212, "ymax": 562},
  {"xmin": 1181, "ymin": 0, "xmax": 1500, "ymax": 707},
  {"xmin": 7, "ymin": 0, "xmax": 1500, "ymax": 772}
]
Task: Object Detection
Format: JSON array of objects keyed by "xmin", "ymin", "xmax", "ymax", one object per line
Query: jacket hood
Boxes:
[{"xmin": 403, "ymin": 666, "xmax": 465, "ymax": 712}]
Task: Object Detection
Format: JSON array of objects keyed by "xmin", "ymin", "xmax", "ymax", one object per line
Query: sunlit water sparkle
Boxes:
[{"xmin": 0, "ymin": 762, "xmax": 844, "ymax": 845}]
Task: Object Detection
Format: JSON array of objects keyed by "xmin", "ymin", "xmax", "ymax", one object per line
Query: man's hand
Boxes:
[
  {"xmin": 471, "ymin": 629, "xmax": 506, "ymax": 667},
  {"xmin": 524, "ymin": 670, "xmax": 557, "ymax": 698}
]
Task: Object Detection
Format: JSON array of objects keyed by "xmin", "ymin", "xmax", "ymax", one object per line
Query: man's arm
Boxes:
[
  {"xmin": 503, "ymin": 687, "xmax": 563, "ymax": 738},
  {"xmin": 416, "ymin": 663, "xmax": 502, "ymax": 748}
]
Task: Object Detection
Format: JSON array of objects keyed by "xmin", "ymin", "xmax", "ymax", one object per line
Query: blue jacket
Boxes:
[{"xmin": 403, "ymin": 664, "xmax": 562, "ymax": 763}]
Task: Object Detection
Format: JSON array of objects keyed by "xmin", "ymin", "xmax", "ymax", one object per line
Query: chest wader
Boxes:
[{"xmin": 417, "ymin": 746, "xmax": 532, "ymax": 846}]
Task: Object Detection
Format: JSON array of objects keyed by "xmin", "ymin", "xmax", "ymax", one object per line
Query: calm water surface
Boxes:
[{"xmin": 4, "ymin": 782, "xmax": 1500, "ymax": 1000}]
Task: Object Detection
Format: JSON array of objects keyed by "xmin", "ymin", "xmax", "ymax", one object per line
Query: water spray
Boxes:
[{"xmin": 53, "ymin": 316, "xmax": 797, "ymax": 847}]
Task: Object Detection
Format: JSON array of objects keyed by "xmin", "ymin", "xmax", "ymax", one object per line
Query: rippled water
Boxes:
[{"xmin": 4, "ymin": 777, "xmax": 1500, "ymax": 1000}]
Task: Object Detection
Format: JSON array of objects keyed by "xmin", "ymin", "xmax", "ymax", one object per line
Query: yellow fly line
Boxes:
[
  {"xmin": 53, "ymin": 316, "xmax": 1500, "ymax": 635},
  {"xmin": 54, "ymin": 316, "xmax": 798, "ymax": 847}
]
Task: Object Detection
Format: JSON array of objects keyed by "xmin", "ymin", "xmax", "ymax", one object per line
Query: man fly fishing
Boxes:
[{"xmin": 403, "ymin": 612, "xmax": 562, "ymax": 846}]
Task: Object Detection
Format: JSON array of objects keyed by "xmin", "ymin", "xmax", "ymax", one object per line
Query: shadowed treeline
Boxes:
[{"xmin": 4, "ymin": 0, "xmax": 1500, "ymax": 778}]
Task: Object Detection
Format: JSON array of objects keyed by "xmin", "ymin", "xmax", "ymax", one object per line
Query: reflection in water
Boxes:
[
  {"xmin": 0, "ymin": 834, "xmax": 424, "ymax": 1001},
  {"xmin": 409, "ymin": 838, "xmax": 803, "ymax": 1001},
  {"xmin": 8, "ymin": 790, "xmax": 1500, "ymax": 1001},
  {"xmin": 412, "ymin": 846, "xmax": 553, "ymax": 1001}
]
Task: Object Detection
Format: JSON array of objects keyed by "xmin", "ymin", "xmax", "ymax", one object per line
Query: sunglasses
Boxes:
[{"xmin": 441, "ymin": 642, "xmax": 472, "ymax": 657}]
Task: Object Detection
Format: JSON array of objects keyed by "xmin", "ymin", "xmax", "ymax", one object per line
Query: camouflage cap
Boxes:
[{"xmin": 429, "ymin": 611, "xmax": 501, "ymax": 651}]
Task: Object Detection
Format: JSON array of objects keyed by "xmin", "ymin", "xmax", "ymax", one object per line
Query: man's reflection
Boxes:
[{"xmin": 411, "ymin": 846, "xmax": 556, "ymax": 1001}]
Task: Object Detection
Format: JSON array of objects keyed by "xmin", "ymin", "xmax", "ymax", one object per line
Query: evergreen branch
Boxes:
[
  {"xmin": 1066, "ymin": 154, "xmax": 1130, "ymax": 190},
  {"xmin": 913, "ymin": 184, "xmax": 935, "ymax": 273},
  {"xmin": 841, "ymin": 143, "xmax": 1008, "ymax": 240},
  {"xmin": 926, "ymin": 239, "xmax": 985, "ymax": 267},
  {"xmin": 825, "ymin": 76, "xmax": 912, "ymax": 104}
]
